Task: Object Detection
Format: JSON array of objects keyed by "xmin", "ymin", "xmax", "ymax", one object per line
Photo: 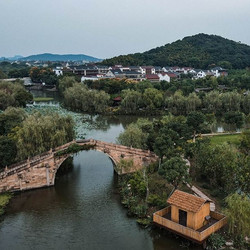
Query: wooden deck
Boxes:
[{"xmin": 153, "ymin": 207, "xmax": 227, "ymax": 244}]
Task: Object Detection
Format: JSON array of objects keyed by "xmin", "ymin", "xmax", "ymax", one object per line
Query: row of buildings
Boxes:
[{"xmin": 53, "ymin": 65, "xmax": 228, "ymax": 83}]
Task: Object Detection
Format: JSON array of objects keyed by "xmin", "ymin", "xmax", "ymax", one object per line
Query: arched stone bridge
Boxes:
[{"xmin": 0, "ymin": 139, "xmax": 158, "ymax": 193}]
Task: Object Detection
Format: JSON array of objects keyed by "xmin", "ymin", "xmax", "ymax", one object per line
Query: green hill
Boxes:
[{"xmin": 102, "ymin": 34, "xmax": 250, "ymax": 69}]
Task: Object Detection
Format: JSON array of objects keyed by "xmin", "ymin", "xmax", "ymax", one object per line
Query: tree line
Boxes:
[
  {"xmin": 59, "ymin": 77, "xmax": 250, "ymax": 128},
  {"xmin": 0, "ymin": 61, "xmax": 30, "ymax": 79},
  {"xmin": 117, "ymin": 114, "xmax": 250, "ymax": 195}
]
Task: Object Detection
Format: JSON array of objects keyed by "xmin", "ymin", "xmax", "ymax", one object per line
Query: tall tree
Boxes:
[
  {"xmin": 12, "ymin": 112, "xmax": 75, "ymax": 160},
  {"xmin": 158, "ymin": 156, "xmax": 190, "ymax": 189},
  {"xmin": 186, "ymin": 111, "xmax": 205, "ymax": 141},
  {"xmin": 117, "ymin": 123, "xmax": 147, "ymax": 149},
  {"xmin": 225, "ymin": 193, "xmax": 250, "ymax": 238}
]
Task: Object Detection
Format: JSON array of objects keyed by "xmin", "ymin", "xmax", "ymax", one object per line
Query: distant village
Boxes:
[{"xmin": 53, "ymin": 64, "xmax": 228, "ymax": 83}]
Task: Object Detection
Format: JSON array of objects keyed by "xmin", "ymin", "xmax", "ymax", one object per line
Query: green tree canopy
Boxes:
[
  {"xmin": 12, "ymin": 112, "xmax": 75, "ymax": 160},
  {"xmin": 158, "ymin": 156, "xmax": 190, "ymax": 189},
  {"xmin": 225, "ymin": 193, "xmax": 250, "ymax": 238}
]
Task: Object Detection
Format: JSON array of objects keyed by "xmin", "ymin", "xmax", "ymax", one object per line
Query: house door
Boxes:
[{"xmin": 179, "ymin": 209, "xmax": 187, "ymax": 227}]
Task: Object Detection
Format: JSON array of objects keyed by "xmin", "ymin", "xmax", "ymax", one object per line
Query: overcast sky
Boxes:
[{"xmin": 0, "ymin": 0, "xmax": 250, "ymax": 59}]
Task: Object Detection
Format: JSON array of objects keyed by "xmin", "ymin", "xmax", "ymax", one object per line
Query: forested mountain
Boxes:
[
  {"xmin": 0, "ymin": 55, "xmax": 23, "ymax": 61},
  {"xmin": 19, "ymin": 53, "xmax": 101, "ymax": 62},
  {"xmin": 102, "ymin": 34, "xmax": 250, "ymax": 69}
]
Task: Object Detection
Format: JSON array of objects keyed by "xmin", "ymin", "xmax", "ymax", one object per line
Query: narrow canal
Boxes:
[{"xmin": 0, "ymin": 90, "xmax": 201, "ymax": 250}]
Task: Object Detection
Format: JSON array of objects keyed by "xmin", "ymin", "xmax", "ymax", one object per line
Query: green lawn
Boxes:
[
  {"xmin": 33, "ymin": 97, "xmax": 54, "ymax": 102},
  {"xmin": 210, "ymin": 134, "xmax": 241, "ymax": 146}
]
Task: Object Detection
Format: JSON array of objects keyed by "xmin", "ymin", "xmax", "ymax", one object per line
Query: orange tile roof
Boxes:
[{"xmin": 167, "ymin": 190, "xmax": 210, "ymax": 213}]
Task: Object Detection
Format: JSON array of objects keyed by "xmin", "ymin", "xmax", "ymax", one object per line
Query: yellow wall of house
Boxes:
[
  {"xmin": 171, "ymin": 202, "xmax": 211, "ymax": 230},
  {"xmin": 171, "ymin": 205, "xmax": 179, "ymax": 223},
  {"xmin": 193, "ymin": 202, "xmax": 210, "ymax": 230},
  {"xmin": 187, "ymin": 211, "xmax": 195, "ymax": 229}
]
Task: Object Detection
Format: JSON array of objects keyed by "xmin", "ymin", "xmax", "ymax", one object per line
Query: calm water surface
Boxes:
[{"xmin": 0, "ymin": 90, "xmax": 201, "ymax": 250}]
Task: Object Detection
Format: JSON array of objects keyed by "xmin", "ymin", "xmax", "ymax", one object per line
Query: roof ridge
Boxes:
[{"xmin": 167, "ymin": 189, "xmax": 210, "ymax": 213}]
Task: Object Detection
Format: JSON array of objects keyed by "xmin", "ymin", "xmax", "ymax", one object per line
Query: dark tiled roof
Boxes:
[
  {"xmin": 146, "ymin": 74, "xmax": 159, "ymax": 79},
  {"xmin": 167, "ymin": 190, "xmax": 210, "ymax": 213},
  {"xmin": 166, "ymin": 73, "xmax": 178, "ymax": 78},
  {"xmin": 154, "ymin": 66, "xmax": 162, "ymax": 70},
  {"xmin": 123, "ymin": 70, "xmax": 141, "ymax": 75},
  {"xmin": 129, "ymin": 66, "xmax": 141, "ymax": 69},
  {"xmin": 142, "ymin": 66, "xmax": 155, "ymax": 69},
  {"xmin": 111, "ymin": 69, "xmax": 123, "ymax": 74}
]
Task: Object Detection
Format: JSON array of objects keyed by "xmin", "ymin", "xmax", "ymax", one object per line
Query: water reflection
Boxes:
[{"xmin": 0, "ymin": 151, "xmax": 155, "ymax": 250}]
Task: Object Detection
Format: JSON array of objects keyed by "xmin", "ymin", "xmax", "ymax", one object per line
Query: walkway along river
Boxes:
[{"xmin": 0, "ymin": 90, "xmax": 201, "ymax": 250}]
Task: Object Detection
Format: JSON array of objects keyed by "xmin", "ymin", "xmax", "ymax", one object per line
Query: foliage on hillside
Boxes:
[{"xmin": 102, "ymin": 34, "xmax": 250, "ymax": 69}]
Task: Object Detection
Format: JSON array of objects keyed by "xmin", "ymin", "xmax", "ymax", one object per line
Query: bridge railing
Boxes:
[
  {"xmin": 0, "ymin": 139, "xmax": 158, "ymax": 177},
  {"xmin": 93, "ymin": 140, "xmax": 157, "ymax": 156},
  {"xmin": 0, "ymin": 152, "xmax": 53, "ymax": 178}
]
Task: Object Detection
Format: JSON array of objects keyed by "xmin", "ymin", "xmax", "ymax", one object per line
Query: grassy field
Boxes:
[
  {"xmin": 210, "ymin": 134, "xmax": 241, "ymax": 146},
  {"xmin": 33, "ymin": 97, "xmax": 54, "ymax": 102}
]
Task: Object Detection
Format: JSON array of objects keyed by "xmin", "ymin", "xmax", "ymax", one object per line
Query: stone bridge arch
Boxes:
[
  {"xmin": 0, "ymin": 139, "xmax": 158, "ymax": 193},
  {"xmin": 51, "ymin": 149, "xmax": 118, "ymax": 186}
]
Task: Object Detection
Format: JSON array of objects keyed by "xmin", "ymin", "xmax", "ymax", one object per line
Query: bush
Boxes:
[
  {"xmin": 147, "ymin": 194, "xmax": 166, "ymax": 208},
  {"xmin": 201, "ymin": 183, "xmax": 210, "ymax": 189},
  {"xmin": 0, "ymin": 193, "xmax": 12, "ymax": 216},
  {"xmin": 130, "ymin": 203, "xmax": 148, "ymax": 218},
  {"xmin": 207, "ymin": 233, "xmax": 225, "ymax": 250},
  {"xmin": 233, "ymin": 235, "xmax": 246, "ymax": 249}
]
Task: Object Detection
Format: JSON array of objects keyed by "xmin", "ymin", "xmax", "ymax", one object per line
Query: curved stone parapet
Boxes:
[{"xmin": 0, "ymin": 139, "xmax": 158, "ymax": 193}]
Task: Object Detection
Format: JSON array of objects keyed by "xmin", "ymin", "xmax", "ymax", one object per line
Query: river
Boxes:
[{"xmin": 0, "ymin": 90, "xmax": 201, "ymax": 250}]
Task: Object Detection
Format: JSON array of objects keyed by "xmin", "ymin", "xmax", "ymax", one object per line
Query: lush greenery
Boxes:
[
  {"xmin": 63, "ymin": 83, "xmax": 110, "ymax": 113},
  {"xmin": 0, "ymin": 193, "xmax": 12, "ymax": 216},
  {"xmin": 119, "ymin": 166, "xmax": 173, "ymax": 220},
  {"xmin": 102, "ymin": 33, "xmax": 250, "ymax": 68},
  {"xmin": 209, "ymin": 134, "xmax": 241, "ymax": 146},
  {"xmin": 83, "ymin": 75, "xmax": 250, "ymax": 117},
  {"xmin": 118, "ymin": 115, "xmax": 250, "ymax": 245},
  {"xmin": 0, "ymin": 61, "xmax": 30, "ymax": 79},
  {"xmin": 207, "ymin": 233, "xmax": 226, "ymax": 250},
  {"xmin": 189, "ymin": 130, "xmax": 250, "ymax": 196},
  {"xmin": 225, "ymin": 193, "xmax": 250, "ymax": 238},
  {"xmin": 158, "ymin": 157, "xmax": 190, "ymax": 189},
  {"xmin": 0, "ymin": 108, "xmax": 75, "ymax": 168},
  {"xmin": 118, "ymin": 116, "xmax": 250, "ymax": 202},
  {"xmin": 0, "ymin": 81, "xmax": 33, "ymax": 110},
  {"xmin": 30, "ymin": 67, "xmax": 58, "ymax": 85},
  {"xmin": 33, "ymin": 97, "xmax": 54, "ymax": 102},
  {"xmin": 57, "ymin": 76, "xmax": 78, "ymax": 94},
  {"xmin": 13, "ymin": 112, "xmax": 75, "ymax": 160}
]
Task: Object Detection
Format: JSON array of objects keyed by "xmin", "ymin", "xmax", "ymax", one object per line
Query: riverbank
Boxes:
[
  {"xmin": 118, "ymin": 164, "xmax": 194, "ymax": 227},
  {"xmin": 0, "ymin": 193, "xmax": 12, "ymax": 216}
]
